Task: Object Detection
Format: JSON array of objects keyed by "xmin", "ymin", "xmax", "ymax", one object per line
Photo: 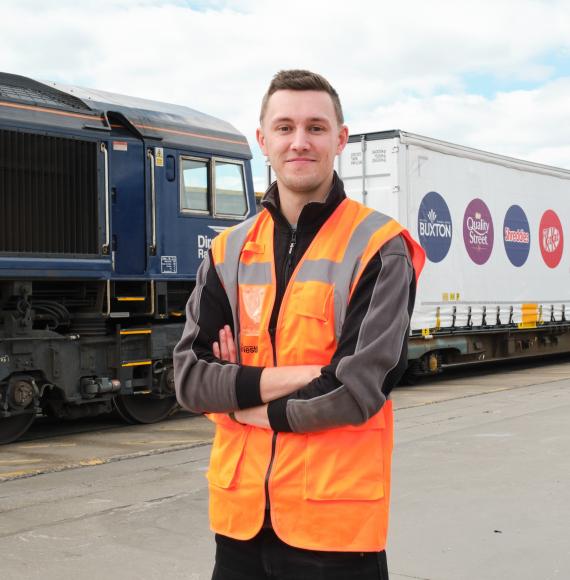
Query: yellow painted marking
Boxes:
[
  {"xmin": 20, "ymin": 443, "xmax": 76, "ymax": 449},
  {"xmin": 0, "ymin": 459, "xmax": 43, "ymax": 465},
  {"xmin": 124, "ymin": 439, "xmax": 195, "ymax": 445},
  {"xmin": 121, "ymin": 360, "xmax": 152, "ymax": 367},
  {"xmin": 0, "ymin": 470, "xmax": 37, "ymax": 479},
  {"xmin": 119, "ymin": 329, "xmax": 152, "ymax": 335},
  {"xmin": 116, "ymin": 297, "xmax": 145, "ymax": 302},
  {"xmin": 79, "ymin": 458, "xmax": 105, "ymax": 466},
  {"xmin": 169, "ymin": 311, "xmax": 183, "ymax": 317}
]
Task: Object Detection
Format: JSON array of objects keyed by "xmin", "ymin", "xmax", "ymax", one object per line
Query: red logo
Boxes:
[{"xmin": 539, "ymin": 210, "xmax": 564, "ymax": 268}]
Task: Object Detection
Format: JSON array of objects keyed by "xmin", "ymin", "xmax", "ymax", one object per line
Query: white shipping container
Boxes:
[{"xmin": 336, "ymin": 131, "xmax": 570, "ymax": 335}]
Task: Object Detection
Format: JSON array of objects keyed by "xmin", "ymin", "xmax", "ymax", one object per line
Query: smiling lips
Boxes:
[{"xmin": 286, "ymin": 157, "xmax": 316, "ymax": 163}]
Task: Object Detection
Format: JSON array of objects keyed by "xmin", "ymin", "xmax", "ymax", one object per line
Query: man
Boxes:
[{"xmin": 174, "ymin": 69, "xmax": 425, "ymax": 580}]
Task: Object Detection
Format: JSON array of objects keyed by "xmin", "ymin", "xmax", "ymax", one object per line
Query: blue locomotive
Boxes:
[{"xmin": 0, "ymin": 72, "xmax": 256, "ymax": 443}]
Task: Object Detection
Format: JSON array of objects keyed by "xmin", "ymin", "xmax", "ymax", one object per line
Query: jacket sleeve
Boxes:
[
  {"xmin": 267, "ymin": 234, "xmax": 416, "ymax": 433},
  {"xmin": 173, "ymin": 250, "xmax": 264, "ymax": 413}
]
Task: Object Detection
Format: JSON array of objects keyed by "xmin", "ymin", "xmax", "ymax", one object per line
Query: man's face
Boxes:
[{"xmin": 257, "ymin": 90, "xmax": 348, "ymax": 198}]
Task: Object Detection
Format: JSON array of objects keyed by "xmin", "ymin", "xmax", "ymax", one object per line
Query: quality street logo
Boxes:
[
  {"xmin": 417, "ymin": 191, "xmax": 453, "ymax": 263},
  {"xmin": 463, "ymin": 198, "xmax": 494, "ymax": 265}
]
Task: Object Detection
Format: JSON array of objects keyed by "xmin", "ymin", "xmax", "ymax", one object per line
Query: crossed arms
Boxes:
[
  {"xmin": 173, "ymin": 236, "xmax": 415, "ymax": 434},
  {"xmin": 212, "ymin": 325, "xmax": 320, "ymax": 428}
]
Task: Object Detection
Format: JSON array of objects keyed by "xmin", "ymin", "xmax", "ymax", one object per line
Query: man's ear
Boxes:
[
  {"xmin": 256, "ymin": 127, "xmax": 267, "ymax": 155},
  {"xmin": 336, "ymin": 125, "xmax": 349, "ymax": 155}
]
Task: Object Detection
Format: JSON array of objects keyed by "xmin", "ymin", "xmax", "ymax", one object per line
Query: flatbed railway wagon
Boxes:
[
  {"xmin": 0, "ymin": 73, "xmax": 256, "ymax": 443},
  {"xmin": 336, "ymin": 130, "xmax": 570, "ymax": 377}
]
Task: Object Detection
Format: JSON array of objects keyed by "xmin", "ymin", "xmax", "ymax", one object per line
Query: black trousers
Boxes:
[{"xmin": 212, "ymin": 529, "xmax": 389, "ymax": 580}]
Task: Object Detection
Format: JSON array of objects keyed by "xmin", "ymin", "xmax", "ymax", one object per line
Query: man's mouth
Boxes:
[{"xmin": 286, "ymin": 158, "xmax": 315, "ymax": 163}]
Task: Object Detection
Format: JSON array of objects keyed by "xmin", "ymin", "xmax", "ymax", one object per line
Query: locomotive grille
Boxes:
[{"xmin": 0, "ymin": 129, "xmax": 99, "ymax": 255}]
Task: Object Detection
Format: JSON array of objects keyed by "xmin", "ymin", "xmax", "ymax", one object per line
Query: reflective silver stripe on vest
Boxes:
[
  {"xmin": 239, "ymin": 262, "xmax": 272, "ymax": 285},
  {"xmin": 213, "ymin": 213, "xmax": 262, "ymax": 360},
  {"xmin": 296, "ymin": 211, "xmax": 393, "ymax": 339}
]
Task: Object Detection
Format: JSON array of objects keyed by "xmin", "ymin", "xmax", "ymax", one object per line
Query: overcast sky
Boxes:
[{"xmin": 1, "ymin": 0, "xmax": 569, "ymax": 190}]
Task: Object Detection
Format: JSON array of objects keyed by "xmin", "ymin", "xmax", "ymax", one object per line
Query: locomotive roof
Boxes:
[{"xmin": 0, "ymin": 72, "xmax": 251, "ymax": 158}]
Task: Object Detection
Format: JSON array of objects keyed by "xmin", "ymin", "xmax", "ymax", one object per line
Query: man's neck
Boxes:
[{"xmin": 277, "ymin": 176, "xmax": 334, "ymax": 225}]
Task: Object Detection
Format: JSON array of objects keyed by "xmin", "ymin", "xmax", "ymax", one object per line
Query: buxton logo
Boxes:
[
  {"xmin": 503, "ymin": 205, "xmax": 530, "ymax": 267},
  {"xmin": 463, "ymin": 199, "xmax": 494, "ymax": 265},
  {"xmin": 539, "ymin": 209, "xmax": 563, "ymax": 268},
  {"xmin": 241, "ymin": 345, "xmax": 259, "ymax": 354},
  {"xmin": 417, "ymin": 191, "xmax": 452, "ymax": 263}
]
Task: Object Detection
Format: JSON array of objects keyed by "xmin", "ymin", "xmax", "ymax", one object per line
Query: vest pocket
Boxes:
[
  {"xmin": 207, "ymin": 422, "xmax": 249, "ymax": 489},
  {"xmin": 304, "ymin": 428, "xmax": 385, "ymax": 501},
  {"xmin": 290, "ymin": 281, "xmax": 333, "ymax": 321}
]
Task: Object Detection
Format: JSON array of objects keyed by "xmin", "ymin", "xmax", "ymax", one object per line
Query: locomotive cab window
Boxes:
[
  {"xmin": 179, "ymin": 156, "xmax": 247, "ymax": 219},
  {"xmin": 180, "ymin": 158, "xmax": 209, "ymax": 213},
  {"xmin": 214, "ymin": 161, "xmax": 247, "ymax": 217}
]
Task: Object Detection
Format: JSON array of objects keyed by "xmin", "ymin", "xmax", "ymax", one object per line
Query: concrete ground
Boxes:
[{"xmin": 1, "ymin": 360, "xmax": 569, "ymax": 579}]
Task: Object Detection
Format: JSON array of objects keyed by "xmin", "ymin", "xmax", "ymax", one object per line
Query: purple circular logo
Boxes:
[{"xmin": 463, "ymin": 198, "xmax": 494, "ymax": 265}]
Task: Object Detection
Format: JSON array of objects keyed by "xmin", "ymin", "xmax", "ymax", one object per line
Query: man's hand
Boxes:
[
  {"xmin": 213, "ymin": 325, "xmax": 237, "ymax": 363},
  {"xmin": 234, "ymin": 405, "xmax": 270, "ymax": 429}
]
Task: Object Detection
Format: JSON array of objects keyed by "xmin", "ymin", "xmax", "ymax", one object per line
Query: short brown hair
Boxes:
[{"xmin": 259, "ymin": 69, "xmax": 344, "ymax": 125}]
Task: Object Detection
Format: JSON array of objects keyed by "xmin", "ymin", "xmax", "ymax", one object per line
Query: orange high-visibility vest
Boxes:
[{"xmin": 208, "ymin": 198, "xmax": 425, "ymax": 552}]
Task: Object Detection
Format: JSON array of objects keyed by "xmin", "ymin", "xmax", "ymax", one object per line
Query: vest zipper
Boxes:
[
  {"xmin": 265, "ymin": 226, "xmax": 297, "ymax": 524},
  {"xmin": 264, "ymin": 431, "xmax": 278, "ymax": 522},
  {"xmin": 285, "ymin": 228, "xmax": 297, "ymax": 282}
]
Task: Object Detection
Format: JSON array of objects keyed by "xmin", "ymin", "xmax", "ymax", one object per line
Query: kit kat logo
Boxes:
[
  {"xmin": 503, "ymin": 205, "xmax": 530, "ymax": 267},
  {"xmin": 463, "ymin": 198, "xmax": 494, "ymax": 265},
  {"xmin": 417, "ymin": 191, "xmax": 453, "ymax": 263},
  {"xmin": 539, "ymin": 210, "xmax": 563, "ymax": 268}
]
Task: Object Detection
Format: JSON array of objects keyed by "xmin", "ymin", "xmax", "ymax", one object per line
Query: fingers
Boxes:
[
  {"xmin": 219, "ymin": 327, "xmax": 230, "ymax": 361},
  {"xmin": 225, "ymin": 325, "xmax": 237, "ymax": 363},
  {"xmin": 214, "ymin": 326, "xmax": 238, "ymax": 363}
]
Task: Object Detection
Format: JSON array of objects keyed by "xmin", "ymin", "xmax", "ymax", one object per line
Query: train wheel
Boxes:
[
  {"xmin": 0, "ymin": 413, "xmax": 35, "ymax": 445},
  {"xmin": 113, "ymin": 394, "xmax": 178, "ymax": 425}
]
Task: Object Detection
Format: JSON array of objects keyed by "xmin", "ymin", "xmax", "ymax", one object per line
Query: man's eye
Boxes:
[
  {"xmin": 277, "ymin": 126, "xmax": 290, "ymax": 132},
  {"xmin": 310, "ymin": 126, "xmax": 324, "ymax": 133}
]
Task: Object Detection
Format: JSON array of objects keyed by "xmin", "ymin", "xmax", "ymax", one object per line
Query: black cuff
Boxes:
[
  {"xmin": 268, "ymin": 397, "xmax": 293, "ymax": 432},
  {"xmin": 235, "ymin": 366, "xmax": 264, "ymax": 409}
]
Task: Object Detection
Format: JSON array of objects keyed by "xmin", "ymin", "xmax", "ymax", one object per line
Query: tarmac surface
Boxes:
[{"xmin": 1, "ymin": 358, "xmax": 569, "ymax": 579}]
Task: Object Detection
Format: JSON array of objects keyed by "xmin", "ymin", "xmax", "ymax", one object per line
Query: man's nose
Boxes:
[{"xmin": 290, "ymin": 129, "xmax": 310, "ymax": 151}]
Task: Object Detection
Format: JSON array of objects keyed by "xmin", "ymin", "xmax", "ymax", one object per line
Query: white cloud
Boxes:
[
  {"xmin": 352, "ymin": 77, "xmax": 570, "ymax": 168},
  {"xmin": 1, "ymin": 0, "xmax": 570, "ymax": 182}
]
